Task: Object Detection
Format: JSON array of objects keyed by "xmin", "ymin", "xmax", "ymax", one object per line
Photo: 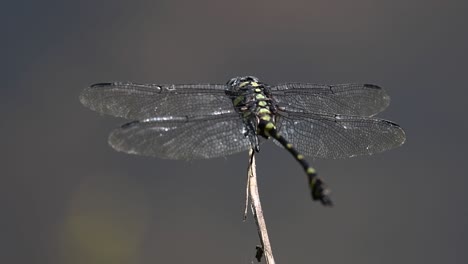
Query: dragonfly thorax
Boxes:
[{"xmin": 226, "ymin": 76, "xmax": 279, "ymax": 150}]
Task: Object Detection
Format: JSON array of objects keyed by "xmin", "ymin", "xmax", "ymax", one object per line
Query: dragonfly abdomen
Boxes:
[{"xmin": 259, "ymin": 120, "xmax": 333, "ymax": 206}]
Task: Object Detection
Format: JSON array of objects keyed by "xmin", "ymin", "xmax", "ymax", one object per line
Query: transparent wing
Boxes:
[
  {"xmin": 108, "ymin": 114, "xmax": 251, "ymax": 160},
  {"xmin": 270, "ymin": 83, "xmax": 390, "ymax": 116},
  {"xmin": 79, "ymin": 82, "xmax": 233, "ymax": 119},
  {"xmin": 275, "ymin": 112, "xmax": 405, "ymax": 159}
]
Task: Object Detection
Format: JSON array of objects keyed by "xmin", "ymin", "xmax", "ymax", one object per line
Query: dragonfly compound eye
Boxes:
[{"xmin": 227, "ymin": 76, "xmax": 260, "ymax": 87}]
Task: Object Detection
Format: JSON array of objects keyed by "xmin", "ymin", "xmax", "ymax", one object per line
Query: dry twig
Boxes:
[{"xmin": 244, "ymin": 149, "xmax": 276, "ymax": 264}]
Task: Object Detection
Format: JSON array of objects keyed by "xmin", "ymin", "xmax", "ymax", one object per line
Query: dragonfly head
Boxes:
[{"xmin": 227, "ymin": 76, "xmax": 261, "ymax": 89}]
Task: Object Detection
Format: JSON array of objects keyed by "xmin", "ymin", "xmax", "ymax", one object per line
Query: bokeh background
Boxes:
[{"xmin": 3, "ymin": 0, "xmax": 468, "ymax": 263}]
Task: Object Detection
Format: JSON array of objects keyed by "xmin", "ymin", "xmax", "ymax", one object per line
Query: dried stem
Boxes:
[{"xmin": 245, "ymin": 149, "xmax": 276, "ymax": 264}]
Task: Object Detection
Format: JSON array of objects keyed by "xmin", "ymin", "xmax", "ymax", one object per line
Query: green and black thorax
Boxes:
[{"xmin": 226, "ymin": 76, "xmax": 279, "ymax": 151}]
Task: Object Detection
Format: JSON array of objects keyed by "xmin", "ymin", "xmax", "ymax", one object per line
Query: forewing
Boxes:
[
  {"xmin": 108, "ymin": 114, "xmax": 251, "ymax": 160},
  {"xmin": 270, "ymin": 83, "xmax": 390, "ymax": 116},
  {"xmin": 79, "ymin": 82, "xmax": 233, "ymax": 119},
  {"xmin": 275, "ymin": 112, "xmax": 405, "ymax": 159}
]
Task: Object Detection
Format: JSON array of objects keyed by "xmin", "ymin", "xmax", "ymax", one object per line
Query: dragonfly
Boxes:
[{"xmin": 79, "ymin": 76, "xmax": 406, "ymax": 206}]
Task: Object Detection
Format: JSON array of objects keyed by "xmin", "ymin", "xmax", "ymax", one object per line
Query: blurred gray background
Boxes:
[{"xmin": 2, "ymin": 0, "xmax": 467, "ymax": 263}]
